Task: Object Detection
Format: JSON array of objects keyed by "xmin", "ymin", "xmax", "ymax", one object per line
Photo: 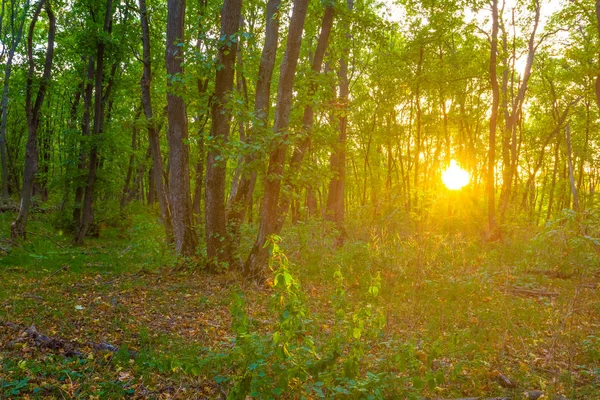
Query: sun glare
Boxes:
[{"xmin": 442, "ymin": 160, "xmax": 470, "ymax": 190}]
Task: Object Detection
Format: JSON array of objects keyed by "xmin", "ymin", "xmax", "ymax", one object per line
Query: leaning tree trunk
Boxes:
[
  {"xmin": 244, "ymin": 0, "xmax": 309, "ymax": 278},
  {"xmin": 0, "ymin": 0, "xmax": 30, "ymax": 201},
  {"xmin": 139, "ymin": 0, "xmax": 172, "ymax": 240},
  {"xmin": 11, "ymin": 0, "xmax": 55, "ymax": 239},
  {"xmin": 204, "ymin": 0, "xmax": 242, "ymax": 269},
  {"xmin": 73, "ymin": 0, "xmax": 115, "ymax": 244},
  {"xmin": 165, "ymin": 0, "xmax": 197, "ymax": 255}
]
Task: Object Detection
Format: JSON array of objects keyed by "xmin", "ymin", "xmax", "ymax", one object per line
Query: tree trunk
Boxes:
[
  {"xmin": 564, "ymin": 122, "xmax": 579, "ymax": 211},
  {"xmin": 205, "ymin": 0, "xmax": 242, "ymax": 268},
  {"xmin": 11, "ymin": 0, "xmax": 55, "ymax": 239},
  {"xmin": 73, "ymin": 57, "xmax": 95, "ymax": 225},
  {"xmin": 244, "ymin": 0, "xmax": 309, "ymax": 277},
  {"xmin": 486, "ymin": 0, "xmax": 500, "ymax": 239},
  {"xmin": 325, "ymin": 0, "xmax": 351, "ymax": 235},
  {"xmin": 226, "ymin": 0, "xmax": 282, "ymax": 258},
  {"xmin": 139, "ymin": 0, "xmax": 172, "ymax": 240},
  {"xmin": 498, "ymin": 0, "xmax": 540, "ymax": 220},
  {"xmin": 74, "ymin": 0, "xmax": 115, "ymax": 244},
  {"xmin": 165, "ymin": 0, "xmax": 197, "ymax": 255},
  {"xmin": 0, "ymin": 0, "xmax": 30, "ymax": 201},
  {"xmin": 274, "ymin": 3, "xmax": 334, "ymax": 231}
]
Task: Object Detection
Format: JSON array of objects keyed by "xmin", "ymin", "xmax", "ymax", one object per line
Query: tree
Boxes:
[
  {"xmin": 0, "ymin": 0, "xmax": 30, "ymax": 201},
  {"xmin": 74, "ymin": 0, "xmax": 117, "ymax": 244},
  {"xmin": 205, "ymin": 0, "xmax": 242, "ymax": 269},
  {"xmin": 165, "ymin": 0, "xmax": 197, "ymax": 255},
  {"xmin": 244, "ymin": 0, "xmax": 310, "ymax": 277},
  {"xmin": 139, "ymin": 0, "xmax": 172, "ymax": 240},
  {"xmin": 11, "ymin": 0, "xmax": 55, "ymax": 239}
]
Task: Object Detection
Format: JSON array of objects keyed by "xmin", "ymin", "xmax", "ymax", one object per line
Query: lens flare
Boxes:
[{"xmin": 442, "ymin": 160, "xmax": 470, "ymax": 190}]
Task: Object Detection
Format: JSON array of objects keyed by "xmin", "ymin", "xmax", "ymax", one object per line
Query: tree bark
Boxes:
[
  {"xmin": 73, "ymin": 56, "xmax": 95, "ymax": 225},
  {"xmin": 498, "ymin": 0, "xmax": 540, "ymax": 220},
  {"xmin": 325, "ymin": 0, "xmax": 351, "ymax": 234},
  {"xmin": 226, "ymin": 0, "xmax": 281, "ymax": 264},
  {"xmin": 139, "ymin": 0, "xmax": 172, "ymax": 240},
  {"xmin": 73, "ymin": 0, "xmax": 115, "ymax": 244},
  {"xmin": 486, "ymin": 0, "xmax": 500, "ymax": 239},
  {"xmin": 205, "ymin": 0, "xmax": 242, "ymax": 268},
  {"xmin": 165, "ymin": 0, "xmax": 197, "ymax": 255},
  {"xmin": 275, "ymin": 3, "xmax": 334, "ymax": 232},
  {"xmin": 0, "ymin": 0, "xmax": 30, "ymax": 201},
  {"xmin": 564, "ymin": 122, "xmax": 579, "ymax": 211},
  {"xmin": 244, "ymin": 0, "xmax": 309, "ymax": 277},
  {"xmin": 11, "ymin": 0, "xmax": 55, "ymax": 239}
]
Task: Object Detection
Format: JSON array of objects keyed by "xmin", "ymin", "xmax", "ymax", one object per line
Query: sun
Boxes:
[{"xmin": 442, "ymin": 160, "xmax": 470, "ymax": 190}]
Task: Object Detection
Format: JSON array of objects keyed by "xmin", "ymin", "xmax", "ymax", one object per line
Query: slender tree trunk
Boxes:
[
  {"xmin": 11, "ymin": 0, "xmax": 55, "ymax": 239},
  {"xmin": 274, "ymin": 3, "xmax": 334, "ymax": 231},
  {"xmin": 0, "ymin": 0, "xmax": 30, "ymax": 201},
  {"xmin": 498, "ymin": 0, "xmax": 540, "ymax": 220},
  {"xmin": 205, "ymin": 0, "xmax": 242, "ymax": 268},
  {"xmin": 165, "ymin": 0, "xmax": 197, "ymax": 255},
  {"xmin": 244, "ymin": 0, "xmax": 309, "ymax": 277},
  {"xmin": 546, "ymin": 137, "xmax": 560, "ymax": 222},
  {"xmin": 73, "ymin": 57, "xmax": 95, "ymax": 225},
  {"xmin": 487, "ymin": 0, "xmax": 500, "ymax": 239},
  {"xmin": 565, "ymin": 122, "xmax": 579, "ymax": 211},
  {"xmin": 120, "ymin": 110, "xmax": 141, "ymax": 209},
  {"xmin": 226, "ymin": 0, "xmax": 282, "ymax": 256},
  {"xmin": 74, "ymin": 0, "xmax": 115, "ymax": 244},
  {"xmin": 325, "ymin": 0, "xmax": 351, "ymax": 236},
  {"xmin": 139, "ymin": 0, "xmax": 172, "ymax": 240}
]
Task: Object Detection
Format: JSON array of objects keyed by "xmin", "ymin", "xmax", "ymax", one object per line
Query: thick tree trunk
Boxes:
[
  {"xmin": 11, "ymin": 0, "xmax": 55, "ymax": 239},
  {"xmin": 205, "ymin": 0, "xmax": 242, "ymax": 269},
  {"xmin": 165, "ymin": 0, "xmax": 197, "ymax": 255},
  {"xmin": 244, "ymin": 0, "xmax": 309, "ymax": 277},
  {"xmin": 74, "ymin": 0, "xmax": 115, "ymax": 244},
  {"xmin": 226, "ymin": 0, "xmax": 282, "ymax": 258},
  {"xmin": 139, "ymin": 0, "xmax": 172, "ymax": 240}
]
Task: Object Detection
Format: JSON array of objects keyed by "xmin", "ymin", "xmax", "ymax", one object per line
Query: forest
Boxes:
[{"xmin": 0, "ymin": 0, "xmax": 599, "ymax": 397}]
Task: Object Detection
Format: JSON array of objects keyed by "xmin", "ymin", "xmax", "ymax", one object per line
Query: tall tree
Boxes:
[
  {"xmin": 74, "ymin": 0, "xmax": 116, "ymax": 244},
  {"xmin": 165, "ymin": 0, "xmax": 197, "ymax": 255},
  {"xmin": 205, "ymin": 0, "xmax": 242, "ymax": 269},
  {"xmin": 487, "ymin": 0, "xmax": 500, "ymax": 239},
  {"xmin": 326, "ymin": 0, "xmax": 352, "ymax": 233},
  {"xmin": 0, "ymin": 0, "xmax": 30, "ymax": 201},
  {"xmin": 275, "ymin": 2, "xmax": 334, "ymax": 232},
  {"xmin": 244, "ymin": 0, "xmax": 309, "ymax": 277},
  {"xmin": 139, "ymin": 0, "xmax": 172, "ymax": 240},
  {"xmin": 11, "ymin": 0, "xmax": 55, "ymax": 239},
  {"xmin": 226, "ymin": 0, "xmax": 282, "ymax": 261}
]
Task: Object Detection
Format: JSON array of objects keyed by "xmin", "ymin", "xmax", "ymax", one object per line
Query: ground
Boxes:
[{"xmin": 0, "ymin": 209, "xmax": 599, "ymax": 399}]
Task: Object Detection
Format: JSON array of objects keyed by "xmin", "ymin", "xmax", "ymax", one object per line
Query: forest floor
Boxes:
[{"xmin": 0, "ymin": 209, "xmax": 599, "ymax": 399}]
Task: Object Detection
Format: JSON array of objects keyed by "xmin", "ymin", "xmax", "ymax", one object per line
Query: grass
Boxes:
[{"xmin": 1, "ymin": 207, "xmax": 599, "ymax": 399}]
